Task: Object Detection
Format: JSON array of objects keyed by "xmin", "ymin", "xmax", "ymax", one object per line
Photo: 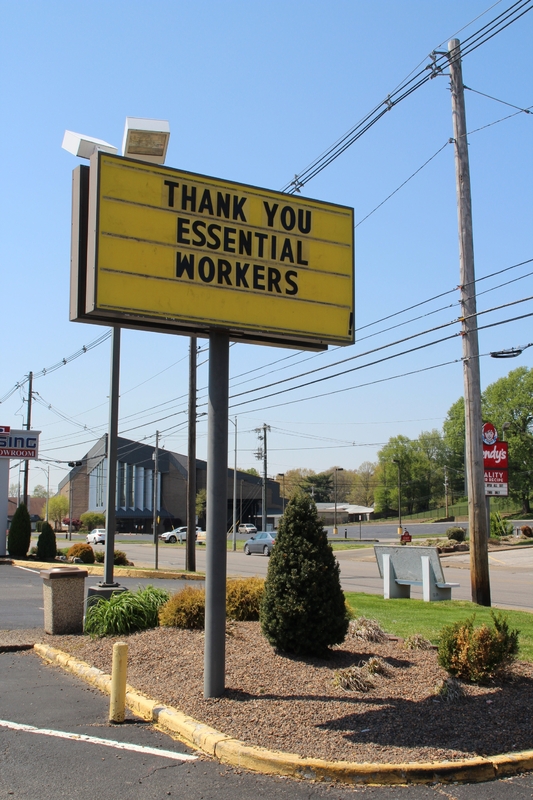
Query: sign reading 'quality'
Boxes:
[{"xmin": 73, "ymin": 153, "xmax": 354, "ymax": 350}]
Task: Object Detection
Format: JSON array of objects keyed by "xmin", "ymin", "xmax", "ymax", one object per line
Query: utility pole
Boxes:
[
  {"xmin": 255, "ymin": 424, "xmax": 270, "ymax": 531},
  {"xmin": 186, "ymin": 338, "xmax": 197, "ymax": 572},
  {"xmin": 448, "ymin": 38, "xmax": 490, "ymax": 605},
  {"xmin": 23, "ymin": 371, "xmax": 33, "ymax": 507},
  {"xmin": 153, "ymin": 430, "xmax": 159, "ymax": 570}
]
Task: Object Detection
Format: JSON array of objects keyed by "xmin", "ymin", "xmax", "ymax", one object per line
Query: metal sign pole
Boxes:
[
  {"xmin": 103, "ymin": 327, "xmax": 121, "ymax": 587},
  {"xmin": 204, "ymin": 332, "xmax": 229, "ymax": 698}
]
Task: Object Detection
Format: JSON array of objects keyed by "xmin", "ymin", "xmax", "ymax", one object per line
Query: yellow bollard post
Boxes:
[{"xmin": 109, "ymin": 641, "xmax": 128, "ymax": 723}]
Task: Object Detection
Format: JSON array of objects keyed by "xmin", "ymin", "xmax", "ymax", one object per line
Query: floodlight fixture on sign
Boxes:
[
  {"xmin": 122, "ymin": 117, "xmax": 170, "ymax": 164},
  {"xmin": 62, "ymin": 130, "xmax": 118, "ymax": 159}
]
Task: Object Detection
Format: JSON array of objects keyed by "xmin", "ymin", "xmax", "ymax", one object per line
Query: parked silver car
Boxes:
[
  {"xmin": 238, "ymin": 523, "xmax": 257, "ymax": 535},
  {"xmin": 243, "ymin": 531, "xmax": 276, "ymax": 556}
]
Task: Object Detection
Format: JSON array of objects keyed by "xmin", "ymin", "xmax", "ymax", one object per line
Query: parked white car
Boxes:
[
  {"xmin": 86, "ymin": 528, "xmax": 106, "ymax": 545},
  {"xmin": 238, "ymin": 523, "xmax": 257, "ymax": 535},
  {"xmin": 159, "ymin": 526, "xmax": 201, "ymax": 544}
]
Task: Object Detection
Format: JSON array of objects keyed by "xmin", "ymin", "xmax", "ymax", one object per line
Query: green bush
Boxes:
[
  {"xmin": 93, "ymin": 550, "xmax": 130, "ymax": 566},
  {"xmin": 226, "ymin": 577, "xmax": 265, "ymax": 621},
  {"xmin": 446, "ymin": 526, "xmax": 466, "ymax": 542},
  {"xmin": 66, "ymin": 542, "xmax": 95, "ymax": 564},
  {"xmin": 7, "ymin": 503, "xmax": 32, "ymax": 558},
  {"xmin": 490, "ymin": 512, "xmax": 513, "ymax": 538},
  {"xmin": 260, "ymin": 491, "xmax": 349, "ymax": 656},
  {"xmin": 35, "ymin": 520, "xmax": 43, "ymax": 532},
  {"xmin": 437, "ymin": 611, "xmax": 519, "ymax": 682},
  {"xmin": 159, "ymin": 586, "xmax": 206, "ymax": 629},
  {"xmin": 80, "ymin": 511, "xmax": 105, "ymax": 531},
  {"xmin": 85, "ymin": 585, "xmax": 170, "ymax": 637},
  {"xmin": 37, "ymin": 521, "xmax": 57, "ymax": 561}
]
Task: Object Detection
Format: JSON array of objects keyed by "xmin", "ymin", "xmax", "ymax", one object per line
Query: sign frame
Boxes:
[{"xmin": 71, "ymin": 153, "xmax": 355, "ymax": 351}]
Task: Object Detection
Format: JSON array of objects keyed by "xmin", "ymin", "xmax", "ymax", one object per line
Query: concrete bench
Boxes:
[{"xmin": 374, "ymin": 545, "xmax": 459, "ymax": 602}]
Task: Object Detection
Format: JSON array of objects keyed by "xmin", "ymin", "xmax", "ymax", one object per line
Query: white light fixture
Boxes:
[
  {"xmin": 61, "ymin": 130, "xmax": 118, "ymax": 159},
  {"xmin": 122, "ymin": 117, "xmax": 170, "ymax": 164}
]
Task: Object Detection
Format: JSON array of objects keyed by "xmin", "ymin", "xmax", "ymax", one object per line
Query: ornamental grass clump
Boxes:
[
  {"xmin": 159, "ymin": 586, "xmax": 206, "ymax": 629},
  {"xmin": 437, "ymin": 611, "xmax": 519, "ymax": 683},
  {"xmin": 348, "ymin": 616, "xmax": 387, "ymax": 643},
  {"xmin": 94, "ymin": 550, "xmax": 130, "ymax": 566},
  {"xmin": 84, "ymin": 585, "xmax": 170, "ymax": 638},
  {"xmin": 260, "ymin": 491, "xmax": 349, "ymax": 656},
  {"xmin": 226, "ymin": 577, "xmax": 264, "ymax": 621}
]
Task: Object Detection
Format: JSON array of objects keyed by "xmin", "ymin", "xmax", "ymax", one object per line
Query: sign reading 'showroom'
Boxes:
[{"xmin": 77, "ymin": 153, "xmax": 354, "ymax": 349}]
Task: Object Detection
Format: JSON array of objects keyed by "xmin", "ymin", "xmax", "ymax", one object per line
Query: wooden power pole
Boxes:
[{"xmin": 448, "ymin": 38, "xmax": 491, "ymax": 605}]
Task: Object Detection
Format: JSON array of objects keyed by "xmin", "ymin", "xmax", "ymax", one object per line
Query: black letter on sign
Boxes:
[
  {"xmin": 263, "ymin": 201, "xmax": 278, "ymax": 227},
  {"xmin": 198, "ymin": 189, "xmax": 214, "ymax": 216},
  {"xmin": 177, "ymin": 217, "xmax": 190, "ymax": 245},
  {"xmin": 285, "ymin": 270, "xmax": 298, "ymax": 295},
  {"xmin": 181, "ymin": 184, "xmax": 196, "ymax": 212},
  {"xmin": 232, "ymin": 195, "xmax": 247, "ymax": 222},
  {"xmin": 164, "ymin": 180, "xmax": 179, "ymax": 207},
  {"xmin": 268, "ymin": 267, "xmax": 282, "ymax": 293},
  {"xmin": 176, "ymin": 252, "xmax": 195, "ymax": 280},
  {"xmin": 280, "ymin": 206, "xmax": 296, "ymax": 231},
  {"xmin": 207, "ymin": 224, "xmax": 221, "ymax": 250},
  {"xmin": 253, "ymin": 264, "xmax": 266, "ymax": 290},
  {"xmin": 280, "ymin": 239, "xmax": 294, "ymax": 263},
  {"xmin": 298, "ymin": 209, "xmax": 311, "ymax": 234},
  {"xmin": 192, "ymin": 220, "xmax": 207, "ymax": 247},
  {"xmin": 296, "ymin": 240, "xmax": 308, "ymax": 265},
  {"xmin": 217, "ymin": 193, "xmax": 230, "ymax": 219},
  {"xmin": 218, "ymin": 259, "xmax": 232, "ymax": 285},
  {"xmin": 198, "ymin": 257, "xmax": 215, "ymax": 283},
  {"xmin": 235, "ymin": 262, "xmax": 250, "ymax": 288}
]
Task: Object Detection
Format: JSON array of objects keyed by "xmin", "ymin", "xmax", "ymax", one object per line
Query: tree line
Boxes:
[{"xmin": 276, "ymin": 367, "xmax": 532, "ymax": 516}]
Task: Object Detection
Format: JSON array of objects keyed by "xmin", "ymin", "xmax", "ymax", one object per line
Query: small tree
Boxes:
[
  {"xmin": 80, "ymin": 511, "xmax": 105, "ymax": 531},
  {"xmin": 260, "ymin": 491, "xmax": 349, "ymax": 656},
  {"xmin": 48, "ymin": 495, "xmax": 69, "ymax": 531},
  {"xmin": 195, "ymin": 489, "xmax": 206, "ymax": 528},
  {"xmin": 8, "ymin": 503, "xmax": 32, "ymax": 558},
  {"xmin": 37, "ymin": 521, "xmax": 57, "ymax": 561}
]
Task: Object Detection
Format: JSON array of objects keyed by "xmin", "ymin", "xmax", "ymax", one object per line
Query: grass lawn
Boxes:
[{"xmin": 344, "ymin": 591, "xmax": 533, "ymax": 661}]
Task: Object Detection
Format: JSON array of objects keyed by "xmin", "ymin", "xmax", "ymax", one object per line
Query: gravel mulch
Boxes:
[{"xmin": 5, "ymin": 623, "xmax": 532, "ymax": 766}]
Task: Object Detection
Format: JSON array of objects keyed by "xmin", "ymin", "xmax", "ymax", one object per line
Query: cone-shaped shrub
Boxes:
[
  {"xmin": 260, "ymin": 491, "xmax": 349, "ymax": 656},
  {"xmin": 36, "ymin": 521, "xmax": 57, "ymax": 561},
  {"xmin": 7, "ymin": 503, "xmax": 32, "ymax": 558}
]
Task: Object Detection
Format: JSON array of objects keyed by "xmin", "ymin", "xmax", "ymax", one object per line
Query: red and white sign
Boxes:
[
  {"xmin": 483, "ymin": 442, "xmax": 508, "ymax": 469},
  {"xmin": 482, "ymin": 422, "xmax": 498, "ymax": 445},
  {"xmin": 483, "ymin": 439, "xmax": 509, "ymax": 497}
]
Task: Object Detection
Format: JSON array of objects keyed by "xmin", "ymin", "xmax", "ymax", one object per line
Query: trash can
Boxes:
[{"xmin": 41, "ymin": 567, "xmax": 88, "ymax": 635}]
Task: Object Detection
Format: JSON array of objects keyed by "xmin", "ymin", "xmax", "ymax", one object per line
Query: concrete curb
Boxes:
[
  {"xmin": 33, "ymin": 643, "xmax": 533, "ymax": 786},
  {"xmin": 12, "ymin": 559, "xmax": 204, "ymax": 581}
]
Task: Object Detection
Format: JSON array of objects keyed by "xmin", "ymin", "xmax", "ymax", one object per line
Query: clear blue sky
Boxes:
[{"xmin": 1, "ymin": 0, "xmax": 531, "ymax": 496}]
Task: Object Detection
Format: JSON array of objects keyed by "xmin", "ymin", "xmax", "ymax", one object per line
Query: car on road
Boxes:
[
  {"xmin": 159, "ymin": 526, "xmax": 201, "ymax": 544},
  {"xmin": 238, "ymin": 523, "xmax": 257, "ymax": 535},
  {"xmin": 86, "ymin": 528, "xmax": 106, "ymax": 545},
  {"xmin": 243, "ymin": 531, "xmax": 276, "ymax": 556}
]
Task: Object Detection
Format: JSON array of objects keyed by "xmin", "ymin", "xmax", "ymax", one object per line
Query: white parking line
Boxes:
[{"xmin": 0, "ymin": 719, "xmax": 197, "ymax": 761}]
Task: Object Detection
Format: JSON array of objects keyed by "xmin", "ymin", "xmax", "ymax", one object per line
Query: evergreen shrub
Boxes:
[
  {"xmin": 446, "ymin": 526, "xmax": 466, "ymax": 542},
  {"xmin": 37, "ymin": 521, "xmax": 57, "ymax": 561},
  {"xmin": 93, "ymin": 550, "xmax": 130, "ymax": 566},
  {"xmin": 7, "ymin": 503, "xmax": 32, "ymax": 558},
  {"xmin": 438, "ymin": 611, "xmax": 519, "ymax": 682},
  {"xmin": 66, "ymin": 542, "xmax": 95, "ymax": 564},
  {"xmin": 226, "ymin": 577, "xmax": 264, "ymax": 621},
  {"xmin": 159, "ymin": 586, "xmax": 206, "ymax": 629},
  {"xmin": 260, "ymin": 491, "xmax": 349, "ymax": 656}
]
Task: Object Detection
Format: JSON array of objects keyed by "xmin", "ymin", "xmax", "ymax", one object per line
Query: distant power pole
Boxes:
[
  {"xmin": 23, "ymin": 371, "xmax": 33, "ymax": 507},
  {"xmin": 448, "ymin": 38, "xmax": 490, "ymax": 606},
  {"xmin": 255, "ymin": 423, "xmax": 270, "ymax": 531},
  {"xmin": 153, "ymin": 430, "xmax": 159, "ymax": 570}
]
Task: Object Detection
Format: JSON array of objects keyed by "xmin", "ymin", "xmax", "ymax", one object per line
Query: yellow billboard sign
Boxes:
[{"xmin": 79, "ymin": 153, "xmax": 354, "ymax": 348}]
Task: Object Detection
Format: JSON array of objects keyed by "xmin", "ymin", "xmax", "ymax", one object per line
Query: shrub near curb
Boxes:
[
  {"xmin": 438, "ymin": 611, "xmax": 519, "ymax": 682},
  {"xmin": 66, "ymin": 542, "xmax": 95, "ymax": 564}
]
